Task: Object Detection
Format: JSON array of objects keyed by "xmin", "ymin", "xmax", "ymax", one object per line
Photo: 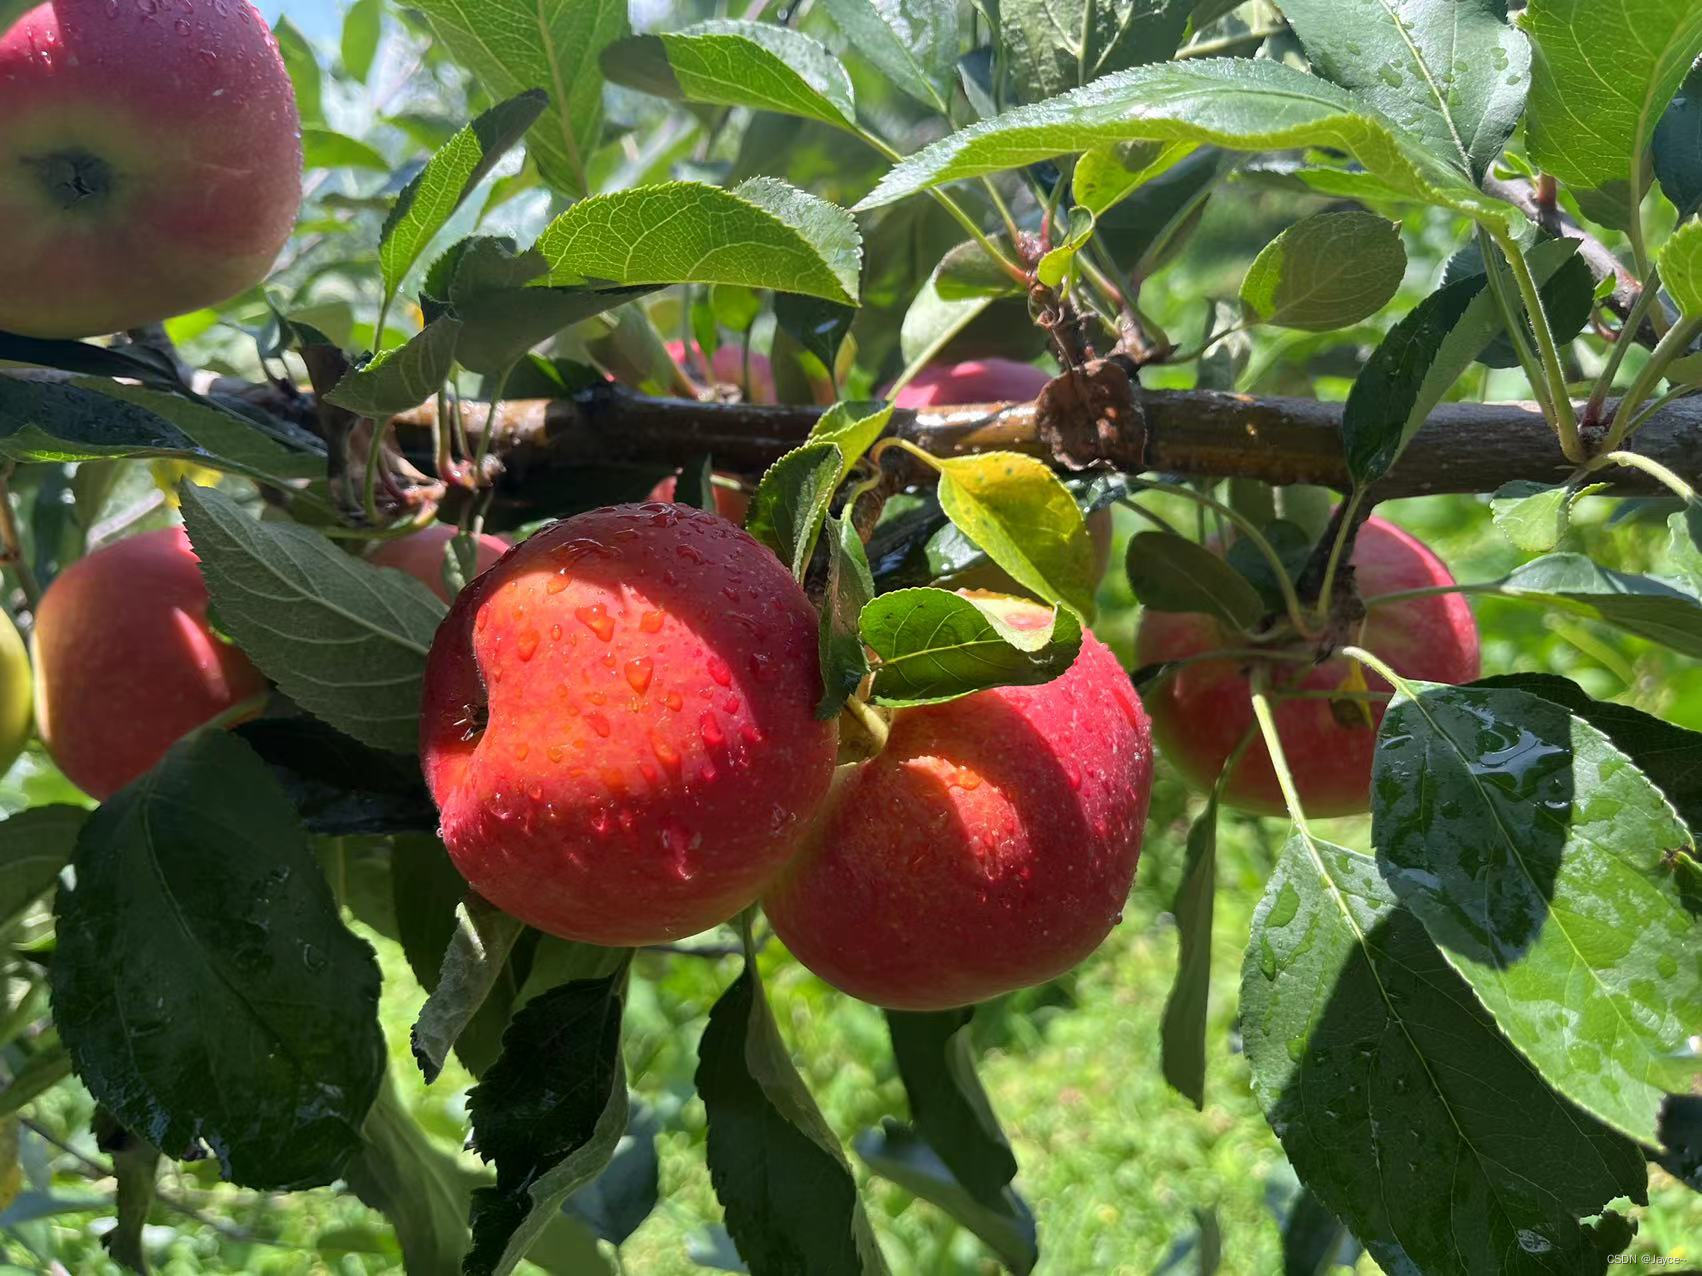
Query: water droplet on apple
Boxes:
[
  {"xmin": 625, "ymin": 657, "xmax": 653, "ymax": 693},
  {"xmin": 174, "ymin": 16, "xmax": 191, "ymax": 34},
  {"xmin": 516, "ymin": 629, "xmax": 539, "ymax": 661},
  {"xmin": 700, "ymin": 713, "xmax": 724, "ymax": 749},
  {"xmin": 707, "ymin": 655, "xmax": 732, "ymax": 687},
  {"xmin": 586, "ymin": 712, "xmax": 611, "ymax": 738}
]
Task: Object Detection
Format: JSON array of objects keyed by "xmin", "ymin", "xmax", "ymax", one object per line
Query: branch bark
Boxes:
[{"xmin": 390, "ymin": 383, "xmax": 1702, "ymax": 508}]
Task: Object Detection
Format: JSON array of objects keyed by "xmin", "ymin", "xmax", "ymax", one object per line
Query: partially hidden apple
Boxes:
[
  {"xmin": 0, "ymin": 0, "xmax": 302, "ymax": 338},
  {"xmin": 765, "ymin": 595, "xmax": 1154, "ymax": 1010},
  {"xmin": 895, "ymin": 358, "xmax": 1113, "ymax": 586},
  {"xmin": 1135, "ymin": 516, "xmax": 1481, "ymax": 818},
  {"xmin": 33, "ymin": 527, "xmax": 267, "ymax": 799},
  {"xmin": 0, "ymin": 609, "xmax": 31, "ymax": 779},
  {"xmin": 645, "ymin": 473, "xmax": 750, "ymax": 526},
  {"xmin": 666, "ymin": 340, "xmax": 775, "ymax": 403},
  {"xmin": 370, "ymin": 524, "xmax": 509, "ymax": 603},
  {"xmin": 420, "ymin": 502, "xmax": 838, "ymax": 945}
]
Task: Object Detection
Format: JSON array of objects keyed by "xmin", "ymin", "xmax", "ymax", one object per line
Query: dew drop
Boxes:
[
  {"xmin": 664, "ymin": 691, "xmax": 683, "ymax": 712},
  {"xmin": 587, "ymin": 690, "xmax": 606, "ymax": 706},
  {"xmin": 708, "ymin": 655, "xmax": 732, "ymax": 687},
  {"xmin": 640, "ymin": 609, "xmax": 664, "ymax": 633},
  {"xmin": 547, "ymin": 745, "xmax": 564, "ymax": 763},
  {"xmin": 586, "ymin": 712, "xmax": 611, "ymax": 738},
  {"xmin": 513, "ymin": 742, "xmax": 529, "ymax": 761},
  {"xmin": 550, "ymin": 623, "xmax": 562, "ymax": 641},
  {"xmin": 740, "ymin": 724, "xmax": 763, "ymax": 746},
  {"xmin": 625, "ymin": 657, "xmax": 654, "ymax": 694},
  {"xmin": 700, "ymin": 713, "xmax": 725, "ymax": 748},
  {"xmin": 516, "ymin": 629, "xmax": 539, "ymax": 661},
  {"xmin": 546, "ymin": 575, "xmax": 567, "ymax": 594},
  {"xmin": 174, "ymin": 16, "xmax": 191, "ymax": 34},
  {"xmin": 575, "ymin": 603, "xmax": 615, "ymax": 640}
]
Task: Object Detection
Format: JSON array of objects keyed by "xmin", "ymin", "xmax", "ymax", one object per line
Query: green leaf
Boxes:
[
  {"xmin": 1490, "ymin": 480, "xmax": 1576, "ymax": 552},
  {"xmin": 273, "ymin": 17, "xmax": 323, "ymax": 126},
  {"xmin": 1275, "ymin": 0, "xmax": 1530, "ymax": 179},
  {"xmin": 50, "ymin": 731, "xmax": 384, "ymax": 1190},
  {"xmin": 340, "ymin": 0, "xmax": 383, "ymax": 82},
  {"xmin": 697, "ymin": 962, "xmax": 890, "ymax": 1276},
  {"xmin": 1094, "ymin": 147, "xmax": 1229, "ymax": 277},
  {"xmin": 1441, "ymin": 239, "xmax": 1597, "ymax": 370},
  {"xmin": 1371, "ymin": 682, "xmax": 1701, "ymax": 1144},
  {"xmin": 817, "ymin": 515, "xmax": 875, "ymax": 719},
  {"xmin": 1125, "ymin": 531, "xmax": 1266, "ymax": 631},
  {"xmin": 992, "ymin": 0, "xmax": 1190, "ymax": 104},
  {"xmin": 302, "ymin": 129, "xmax": 390, "ymax": 172},
  {"xmin": 537, "ymin": 180, "xmax": 860, "ymax": 305},
  {"xmin": 900, "ymin": 256, "xmax": 999, "ymax": 368},
  {"xmin": 1470, "ymin": 671, "xmax": 1702, "ymax": 835},
  {"xmin": 1653, "ymin": 59, "xmax": 1702, "ymax": 216},
  {"xmin": 885, "ymin": 1009, "xmax": 1017, "ymax": 1204},
  {"xmin": 379, "ymin": 92, "xmax": 550, "ymax": 307},
  {"xmin": 409, "ymin": 0, "xmax": 627, "ymax": 197},
  {"xmin": 1160, "ymin": 796, "xmax": 1218, "ymax": 1110},
  {"xmin": 1034, "ymin": 206, "xmax": 1095, "ymax": 288},
  {"xmin": 935, "ymin": 452, "xmax": 1097, "ymax": 616},
  {"xmin": 455, "ymin": 279, "xmax": 655, "ymax": 379},
  {"xmin": 854, "ymin": 58, "xmax": 1514, "ymax": 233},
  {"xmin": 235, "ymin": 717, "xmax": 436, "ymax": 837},
  {"xmin": 774, "ymin": 294, "xmax": 857, "ymax": 373},
  {"xmin": 1341, "ymin": 237, "xmax": 1583, "ymax": 484},
  {"xmin": 746, "ymin": 442, "xmax": 843, "ymax": 581},
  {"xmin": 562, "ymin": 1102, "xmax": 660, "ymax": 1247},
  {"xmin": 1667, "ymin": 503, "xmax": 1702, "ymax": 594},
  {"xmin": 0, "ymin": 805, "xmax": 85, "ymax": 932},
  {"xmin": 1522, "ymin": 0, "xmax": 1702, "ymax": 229},
  {"xmin": 99, "ymin": 1115, "xmax": 160, "ymax": 1276},
  {"xmin": 464, "ymin": 972, "xmax": 630, "ymax": 1276},
  {"xmin": 410, "ymin": 898, "xmax": 527, "ymax": 1085},
  {"xmin": 178, "ymin": 484, "xmax": 445, "ymax": 753},
  {"xmin": 1239, "ymin": 211, "xmax": 1405, "ymax": 331},
  {"xmin": 861, "ymin": 588, "xmax": 1083, "ymax": 706},
  {"xmin": 603, "ymin": 21, "xmax": 856, "ymax": 130},
  {"xmin": 1495, "ymin": 552, "xmax": 1702, "ymax": 658},
  {"xmin": 325, "ymin": 316, "xmax": 464, "ymax": 416},
  {"xmin": 1240, "ymin": 833, "xmax": 1646, "ymax": 1274},
  {"xmin": 1658, "ymin": 219, "xmax": 1702, "ymax": 317},
  {"xmin": 1072, "ymin": 140, "xmax": 1195, "ymax": 217},
  {"xmin": 0, "ymin": 377, "xmax": 324, "ymax": 486},
  {"xmin": 818, "ymin": 0, "xmax": 957, "ymax": 111},
  {"xmin": 1223, "ymin": 518, "xmax": 1311, "ymax": 615},
  {"xmin": 854, "ymin": 1123, "xmax": 1036, "ymax": 1274},
  {"xmin": 345, "ymin": 1076, "xmax": 473, "ymax": 1274},
  {"xmin": 808, "ymin": 400, "xmax": 893, "ymax": 474}
]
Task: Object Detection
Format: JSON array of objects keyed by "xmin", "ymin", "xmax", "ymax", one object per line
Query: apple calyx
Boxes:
[{"xmin": 23, "ymin": 148, "xmax": 117, "ymax": 212}]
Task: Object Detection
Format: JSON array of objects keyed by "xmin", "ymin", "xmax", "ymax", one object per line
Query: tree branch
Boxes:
[{"xmin": 389, "ymin": 383, "xmax": 1702, "ymax": 513}]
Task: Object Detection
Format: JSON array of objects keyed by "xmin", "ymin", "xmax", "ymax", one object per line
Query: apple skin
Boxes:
[
  {"xmin": 1135, "ymin": 517, "xmax": 1480, "ymax": 818},
  {"xmin": 0, "ymin": 0, "xmax": 302, "ymax": 338},
  {"xmin": 419, "ymin": 502, "xmax": 838, "ymax": 946},
  {"xmin": 33, "ymin": 527, "xmax": 268, "ymax": 799},
  {"xmin": 764, "ymin": 597, "xmax": 1154, "ymax": 1010},
  {"xmin": 369, "ymin": 525, "xmax": 509, "ymax": 603},
  {"xmin": 644, "ymin": 474, "xmax": 750, "ymax": 526},
  {"xmin": 0, "ymin": 609, "xmax": 32, "ymax": 779},
  {"xmin": 665, "ymin": 340, "xmax": 775, "ymax": 403}
]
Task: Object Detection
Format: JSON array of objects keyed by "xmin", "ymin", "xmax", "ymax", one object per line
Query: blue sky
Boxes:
[{"xmin": 269, "ymin": 0, "xmax": 342, "ymax": 41}]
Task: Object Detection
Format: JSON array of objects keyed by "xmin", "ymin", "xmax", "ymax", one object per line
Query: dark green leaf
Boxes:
[
  {"xmin": 775, "ymin": 294, "xmax": 857, "ymax": 373},
  {"xmin": 1223, "ymin": 520, "xmax": 1311, "ymax": 616},
  {"xmin": 1241, "ymin": 833, "xmax": 1645, "ymax": 1274},
  {"xmin": 1093, "ymin": 147, "xmax": 1229, "ymax": 276},
  {"xmin": 1126, "ymin": 531, "xmax": 1265, "ymax": 631},
  {"xmin": 819, "ymin": 0, "xmax": 957, "ymax": 111},
  {"xmin": 1161, "ymin": 797, "xmax": 1218, "ymax": 1109},
  {"xmin": 97, "ymin": 1113, "xmax": 160, "ymax": 1276},
  {"xmin": 817, "ymin": 515, "xmax": 875, "ymax": 719},
  {"xmin": 1496, "ymin": 552, "xmax": 1702, "ymax": 658},
  {"xmin": 561, "ymin": 1101, "xmax": 660, "ymax": 1247},
  {"xmin": 51, "ymin": 731, "xmax": 384, "ymax": 1189},
  {"xmin": 302, "ymin": 129, "xmax": 390, "ymax": 172},
  {"xmin": 885, "ymin": 1009, "xmax": 1016, "ymax": 1204},
  {"xmin": 861, "ymin": 588, "xmax": 1083, "ymax": 707},
  {"xmin": 697, "ymin": 963, "xmax": 889, "ymax": 1276},
  {"xmin": 1656, "ymin": 1094, "xmax": 1702, "ymax": 1190},
  {"xmin": 1372, "ymin": 682, "xmax": 1700, "ymax": 1144},
  {"xmin": 853, "ymin": 1122, "xmax": 1036, "ymax": 1274},
  {"xmin": 345, "ymin": 1076, "xmax": 473, "ymax": 1274},
  {"xmin": 1275, "ymin": 0, "xmax": 1529, "ymax": 179},
  {"xmin": 0, "ymin": 331, "xmax": 183, "ymax": 389},
  {"xmin": 411, "ymin": 898, "xmax": 527, "ymax": 1085},
  {"xmin": 466, "ymin": 972, "xmax": 630, "ymax": 1276},
  {"xmin": 1278, "ymin": 1185, "xmax": 1356, "ymax": 1276},
  {"xmin": 993, "ymin": 0, "xmax": 1190, "ymax": 104},
  {"xmin": 235, "ymin": 716, "xmax": 436, "ymax": 836},
  {"xmin": 1654, "ymin": 59, "xmax": 1702, "ymax": 216},
  {"xmin": 1442, "ymin": 239, "xmax": 1596, "ymax": 368},
  {"xmin": 0, "ymin": 805, "xmax": 86, "ymax": 930},
  {"xmin": 746, "ymin": 442, "xmax": 843, "ymax": 581},
  {"xmin": 1239, "ymin": 211, "xmax": 1405, "ymax": 331},
  {"xmin": 1523, "ymin": 0, "xmax": 1702, "ymax": 229},
  {"xmin": 179, "ymin": 484, "xmax": 444, "ymax": 754},
  {"xmin": 273, "ymin": 17, "xmax": 323, "ymax": 126},
  {"xmin": 409, "ymin": 0, "xmax": 626, "ymax": 198},
  {"xmin": 379, "ymin": 92, "xmax": 550, "ymax": 305}
]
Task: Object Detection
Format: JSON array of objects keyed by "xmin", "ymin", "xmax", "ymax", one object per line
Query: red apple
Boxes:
[
  {"xmin": 764, "ymin": 596, "xmax": 1154, "ymax": 1010},
  {"xmin": 370, "ymin": 524, "xmax": 509, "ymax": 603},
  {"xmin": 33, "ymin": 527, "xmax": 267, "ymax": 799},
  {"xmin": 666, "ymin": 340, "xmax": 775, "ymax": 403},
  {"xmin": 645, "ymin": 473, "xmax": 750, "ymax": 526},
  {"xmin": 419, "ymin": 502, "xmax": 837, "ymax": 945},
  {"xmin": 1134, "ymin": 517, "xmax": 1480, "ymax": 818},
  {"xmin": 0, "ymin": 0, "xmax": 302, "ymax": 338}
]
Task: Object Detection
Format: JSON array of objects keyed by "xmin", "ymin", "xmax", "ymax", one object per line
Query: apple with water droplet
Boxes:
[
  {"xmin": 0, "ymin": 0, "xmax": 302, "ymax": 337},
  {"xmin": 369, "ymin": 524, "xmax": 510, "ymax": 603},
  {"xmin": 419, "ymin": 502, "xmax": 837, "ymax": 945},
  {"xmin": 1134, "ymin": 517, "xmax": 1481, "ymax": 817},
  {"xmin": 33, "ymin": 527, "xmax": 267, "ymax": 798},
  {"xmin": 0, "ymin": 609, "xmax": 32, "ymax": 780},
  {"xmin": 764, "ymin": 594, "xmax": 1154, "ymax": 1010}
]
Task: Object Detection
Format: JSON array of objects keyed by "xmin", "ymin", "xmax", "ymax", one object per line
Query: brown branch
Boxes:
[
  {"xmin": 1482, "ymin": 175, "xmax": 1653, "ymax": 331},
  {"xmin": 389, "ymin": 383, "xmax": 1702, "ymax": 512}
]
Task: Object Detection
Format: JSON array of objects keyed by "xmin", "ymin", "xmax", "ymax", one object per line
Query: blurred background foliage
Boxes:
[{"xmin": 0, "ymin": 0, "xmax": 1697, "ymax": 1270}]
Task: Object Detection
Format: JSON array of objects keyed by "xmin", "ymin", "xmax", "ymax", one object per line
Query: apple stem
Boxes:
[
  {"xmin": 0, "ymin": 467, "xmax": 41, "ymax": 612},
  {"xmin": 841, "ymin": 695, "xmax": 891, "ymax": 757}
]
